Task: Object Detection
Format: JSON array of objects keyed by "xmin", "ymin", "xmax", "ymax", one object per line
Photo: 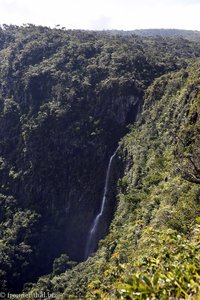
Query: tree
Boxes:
[{"xmin": 52, "ymin": 254, "xmax": 76, "ymax": 276}]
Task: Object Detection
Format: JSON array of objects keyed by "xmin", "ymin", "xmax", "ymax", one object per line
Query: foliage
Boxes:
[
  {"xmin": 0, "ymin": 25, "xmax": 199, "ymax": 297},
  {"xmin": 52, "ymin": 254, "xmax": 76, "ymax": 276},
  {"xmin": 117, "ymin": 226, "xmax": 200, "ymax": 300}
]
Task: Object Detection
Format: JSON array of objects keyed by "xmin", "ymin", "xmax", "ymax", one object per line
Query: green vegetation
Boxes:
[
  {"xmin": 24, "ymin": 61, "xmax": 200, "ymax": 300},
  {"xmin": 0, "ymin": 25, "xmax": 199, "ymax": 298},
  {"xmin": 109, "ymin": 29, "xmax": 200, "ymax": 42}
]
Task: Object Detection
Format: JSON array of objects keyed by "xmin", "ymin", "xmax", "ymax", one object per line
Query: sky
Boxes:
[{"xmin": 0, "ymin": 0, "xmax": 200, "ymax": 31}]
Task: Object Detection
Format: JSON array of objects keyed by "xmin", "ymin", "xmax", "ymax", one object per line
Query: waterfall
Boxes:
[{"xmin": 84, "ymin": 151, "xmax": 117, "ymax": 259}]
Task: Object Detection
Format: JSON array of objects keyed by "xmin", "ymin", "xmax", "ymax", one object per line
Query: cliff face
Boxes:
[
  {"xmin": 0, "ymin": 25, "xmax": 200, "ymax": 293},
  {"xmin": 28, "ymin": 60, "xmax": 200, "ymax": 300}
]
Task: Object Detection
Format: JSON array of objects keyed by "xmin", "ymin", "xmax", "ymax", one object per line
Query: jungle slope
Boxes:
[
  {"xmin": 2, "ymin": 25, "xmax": 200, "ymax": 294},
  {"xmin": 0, "ymin": 26, "xmax": 200, "ymax": 296},
  {"xmin": 109, "ymin": 29, "xmax": 200, "ymax": 42},
  {"xmin": 26, "ymin": 61, "xmax": 200, "ymax": 299}
]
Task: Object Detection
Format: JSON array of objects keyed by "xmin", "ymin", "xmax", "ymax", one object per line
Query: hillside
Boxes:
[
  {"xmin": 108, "ymin": 29, "xmax": 200, "ymax": 42},
  {"xmin": 24, "ymin": 59, "xmax": 200, "ymax": 300},
  {"xmin": 0, "ymin": 25, "xmax": 199, "ymax": 298}
]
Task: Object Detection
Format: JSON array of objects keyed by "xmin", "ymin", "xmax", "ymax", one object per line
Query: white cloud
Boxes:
[{"xmin": 0, "ymin": 0, "xmax": 199, "ymax": 30}]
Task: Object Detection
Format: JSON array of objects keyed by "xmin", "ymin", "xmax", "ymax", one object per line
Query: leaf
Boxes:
[
  {"xmin": 153, "ymin": 271, "xmax": 159, "ymax": 287},
  {"xmin": 142, "ymin": 275, "xmax": 153, "ymax": 288}
]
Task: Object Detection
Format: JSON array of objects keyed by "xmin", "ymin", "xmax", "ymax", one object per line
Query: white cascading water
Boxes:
[{"xmin": 84, "ymin": 151, "xmax": 116, "ymax": 259}]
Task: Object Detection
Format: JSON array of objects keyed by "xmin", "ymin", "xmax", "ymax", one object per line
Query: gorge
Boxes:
[{"xmin": 0, "ymin": 25, "xmax": 199, "ymax": 298}]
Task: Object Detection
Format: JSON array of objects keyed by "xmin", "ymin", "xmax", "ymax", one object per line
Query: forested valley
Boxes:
[{"xmin": 0, "ymin": 25, "xmax": 199, "ymax": 299}]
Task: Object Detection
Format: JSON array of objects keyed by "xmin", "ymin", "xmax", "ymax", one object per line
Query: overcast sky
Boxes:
[{"xmin": 0, "ymin": 0, "xmax": 200, "ymax": 30}]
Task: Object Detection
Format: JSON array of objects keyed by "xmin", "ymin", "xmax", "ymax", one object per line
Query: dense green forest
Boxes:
[
  {"xmin": 0, "ymin": 25, "xmax": 199, "ymax": 299},
  {"xmin": 109, "ymin": 28, "xmax": 200, "ymax": 42}
]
